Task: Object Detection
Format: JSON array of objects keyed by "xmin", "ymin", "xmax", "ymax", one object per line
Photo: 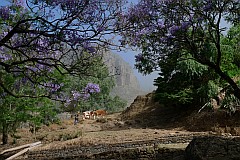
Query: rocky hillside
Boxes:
[{"xmin": 104, "ymin": 52, "xmax": 146, "ymax": 106}]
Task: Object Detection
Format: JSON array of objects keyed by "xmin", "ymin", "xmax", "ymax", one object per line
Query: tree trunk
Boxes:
[
  {"xmin": 2, "ymin": 123, "xmax": 8, "ymax": 145},
  {"xmin": 212, "ymin": 65, "xmax": 240, "ymax": 100}
]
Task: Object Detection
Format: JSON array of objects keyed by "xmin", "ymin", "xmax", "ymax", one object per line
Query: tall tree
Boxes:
[
  {"xmin": 0, "ymin": 93, "xmax": 56, "ymax": 144},
  {"xmin": 0, "ymin": 70, "xmax": 59, "ymax": 144},
  {"xmin": 0, "ymin": 0, "xmax": 124, "ymax": 101},
  {"xmin": 118, "ymin": 0, "xmax": 240, "ymax": 100}
]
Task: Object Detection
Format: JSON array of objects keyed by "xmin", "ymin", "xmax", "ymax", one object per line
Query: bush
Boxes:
[{"xmin": 58, "ymin": 131, "xmax": 82, "ymax": 141}]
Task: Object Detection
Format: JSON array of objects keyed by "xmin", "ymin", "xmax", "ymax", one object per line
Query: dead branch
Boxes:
[
  {"xmin": 3, "ymin": 142, "xmax": 42, "ymax": 160},
  {"xmin": 198, "ymin": 101, "xmax": 210, "ymax": 113},
  {"xmin": 0, "ymin": 141, "xmax": 41, "ymax": 155}
]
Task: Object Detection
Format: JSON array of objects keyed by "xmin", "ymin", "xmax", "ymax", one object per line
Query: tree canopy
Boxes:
[
  {"xmin": 118, "ymin": 0, "xmax": 240, "ymax": 100},
  {"xmin": 0, "ymin": 0, "xmax": 127, "ymax": 144},
  {"xmin": 0, "ymin": 0, "xmax": 124, "ymax": 102}
]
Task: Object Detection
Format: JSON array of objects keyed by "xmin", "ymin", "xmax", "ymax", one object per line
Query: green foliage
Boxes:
[
  {"xmin": 0, "ymin": 95, "xmax": 56, "ymax": 144},
  {"xmin": 0, "ymin": 71, "xmax": 57, "ymax": 144},
  {"xmin": 221, "ymin": 24, "xmax": 240, "ymax": 77},
  {"xmin": 177, "ymin": 53, "xmax": 208, "ymax": 78},
  {"xmin": 221, "ymin": 94, "xmax": 240, "ymax": 114},
  {"xmin": 121, "ymin": 0, "xmax": 240, "ymax": 104},
  {"xmin": 59, "ymin": 54, "xmax": 126, "ymax": 113},
  {"xmin": 154, "ymin": 51, "xmax": 214, "ymax": 107},
  {"xmin": 154, "ymin": 24, "xmax": 240, "ymax": 108},
  {"xmin": 104, "ymin": 95, "xmax": 127, "ymax": 113}
]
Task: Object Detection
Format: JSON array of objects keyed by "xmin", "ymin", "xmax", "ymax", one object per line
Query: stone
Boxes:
[{"xmin": 185, "ymin": 136, "xmax": 240, "ymax": 160}]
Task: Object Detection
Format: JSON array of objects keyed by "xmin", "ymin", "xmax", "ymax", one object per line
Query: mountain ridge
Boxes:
[{"xmin": 103, "ymin": 52, "xmax": 146, "ymax": 106}]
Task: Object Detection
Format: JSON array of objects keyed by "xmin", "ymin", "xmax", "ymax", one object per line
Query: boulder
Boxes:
[{"xmin": 185, "ymin": 136, "xmax": 240, "ymax": 160}]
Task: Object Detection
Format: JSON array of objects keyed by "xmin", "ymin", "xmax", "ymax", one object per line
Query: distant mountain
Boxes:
[{"xmin": 103, "ymin": 52, "xmax": 146, "ymax": 107}]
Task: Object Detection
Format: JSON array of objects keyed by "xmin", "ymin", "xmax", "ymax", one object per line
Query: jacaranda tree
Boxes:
[
  {"xmin": 58, "ymin": 53, "xmax": 127, "ymax": 113},
  {"xmin": 153, "ymin": 24, "xmax": 240, "ymax": 108},
  {"xmin": 0, "ymin": 0, "xmax": 124, "ymax": 103},
  {"xmin": 118, "ymin": 0, "xmax": 240, "ymax": 99}
]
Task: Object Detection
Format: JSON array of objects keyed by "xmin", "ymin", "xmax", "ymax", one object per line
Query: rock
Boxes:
[
  {"xmin": 185, "ymin": 136, "xmax": 240, "ymax": 160},
  {"xmin": 103, "ymin": 52, "xmax": 146, "ymax": 106}
]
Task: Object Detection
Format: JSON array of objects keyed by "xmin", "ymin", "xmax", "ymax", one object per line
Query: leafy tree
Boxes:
[
  {"xmin": 221, "ymin": 24, "xmax": 240, "ymax": 77},
  {"xmin": 118, "ymin": 0, "xmax": 240, "ymax": 100},
  {"xmin": 0, "ymin": 70, "xmax": 58, "ymax": 144},
  {"xmin": 0, "ymin": 1, "xmax": 123, "ymax": 142},
  {"xmin": 154, "ymin": 24, "xmax": 240, "ymax": 108},
  {"xmin": 0, "ymin": 95, "xmax": 55, "ymax": 144},
  {"xmin": 154, "ymin": 53, "xmax": 221, "ymax": 107},
  {"xmin": 0, "ymin": 52, "xmax": 107, "ymax": 144},
  {"xmin": 0, "ymin": 0, "xmax": 124, "ymax": 101}
]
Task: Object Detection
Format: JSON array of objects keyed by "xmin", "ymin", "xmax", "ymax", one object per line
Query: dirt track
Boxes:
[{"xmin": 2, "ymin": 92, "xmax": 240, "ymax": 155}]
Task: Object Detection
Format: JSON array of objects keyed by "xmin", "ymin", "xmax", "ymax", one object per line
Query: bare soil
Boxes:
[
  {"xmin": 1, "ymin": 92, "xmax": 240, "ymax": 153},
  {"xmin": 0, "ymin": 113, "xmax": 198, "ymax": 152}
]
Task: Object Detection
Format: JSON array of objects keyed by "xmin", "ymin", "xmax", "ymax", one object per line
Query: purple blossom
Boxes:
[
  {"xmin": 14, "ymin": 0, "xmax": 25, "ymax": 7},
  {"xmin": 160, "ymin": 37, "xmax": 167, "ymax": 43},
  {"xmin": 197, "ymin": 17, "xmax": 204, "ymax": 22},
  {"xmin": 43, "ymin": 82, "xmax": 61, "ymax": 92},
  {"xmin": 83, "ymin": 42, "xmax": 96, "ymax": 53},
  {"xmin": 97, "ymin": 26, "xmax": 104, "ymax": 32},
  {"xmin": 64, "ymin": 83, "xmax": 100, "ymax": 105},
  {"xmin": 0, "ymin": 53, "xmax": 12, "ymax": 62},
  {"xmin": 169, "ymin": 25, "xmax": 181, "ymax": 35},
  {"xmin": 64, "ymin": 83, "xmax": 100, "ymax": 107},
  {"xmin": 135, "ymin": 54, "xmax": 143, "ymax": 62},
  {"xmin": 0, "ymin": 0, "xmax": 119, "ymax": 101},
  {"xmin": 0, "ymin": 7, "xmax": 10, "ymax": 20},
  {"xmin": 203, "ymin": 3, "xmax": 213, "ymax": 12},
  {"xmin": 82, "ymin": 93, "xmax": 90, "ymax": 100},
  {"xmin": 66, "ymin": 31, "xmax": 84, "ymax": 45},
  {"xmin": 158, "ymin": 22, "xmax": 165, "ymax": 29},
  {"xmin": 181, "ymin": 22, "xmax": 191, "ymax": 30},
  {"xmin": 14, "ymin": 81, "xmax": 20, "ymax": 91},
  {"xmin": 71, "ymin": 91, "xmax": 81, "ymax": 100},
  {"xmin": 21, "ymin": 77, "xmax": 28, "ymax": 84},
  {"xmin": 25, "ymin": 62, "xmax": 53, "ymax": 73},
  {"xmin": 157, "ymin": 19, "xmax": 165, "ymax": 29},
  {"xmin": 136, "ymin": 28, "xmax": 148, "ymax": 37},
  {"xmin": 26, "ymin": 66, "xmax": 38, "ymax": 72},
  {"xmin": 64, "ymin": 98, "xmax": 72, "ymax": 107},
  {"xmin": 38, "ymin": 38, "xmax": 49, "ymax": 48},
  {"xmin": 87, "ymin": 46, "xmax": 96, "ymax": 53},
  {"xmin": 84, "ymin": 83, "xmax": 100, "ymax": 94},
  {"xmin": 167, "ymin": 35, "xmax": 175, "ymax": 41}
]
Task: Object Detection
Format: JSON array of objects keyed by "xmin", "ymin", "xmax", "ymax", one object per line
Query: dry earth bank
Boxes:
[{"xmin": 1, "ymin": 92, "xmax": 240, "ymax": 159}]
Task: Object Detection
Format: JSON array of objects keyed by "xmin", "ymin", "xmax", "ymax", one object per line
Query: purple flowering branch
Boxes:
[
  {"xmin": 0, "ymin": 0, "xmax": 124, "ymax": 99},
  {"xmin": 64, "ymin": 83, "xmax": 100, "ymax": 107},
  {"xmin": 118, "ymin": 0, "xmax": 238, "ymax": 67},
  {"xmin": 117, "ymin": 0, "xmax": 240, "ymax": 100}
]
